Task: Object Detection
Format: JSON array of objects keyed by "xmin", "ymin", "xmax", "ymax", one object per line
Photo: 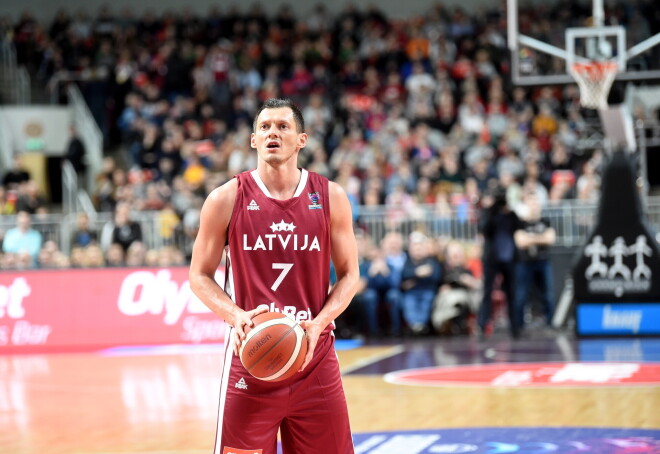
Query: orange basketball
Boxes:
[{"xmin": 239, "ymin": 312, "xmax": 308, "ymax": 382}]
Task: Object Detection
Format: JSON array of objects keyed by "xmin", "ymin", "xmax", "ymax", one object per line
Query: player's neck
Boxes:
[{"xmin": 256, "ymin": 164, "xmax": 302, "ymax": 200}]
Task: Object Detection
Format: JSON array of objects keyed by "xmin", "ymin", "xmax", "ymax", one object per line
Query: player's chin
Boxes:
[{"xmin": 262, "ymin": 153, "xmax": 284, "ymax": 164}]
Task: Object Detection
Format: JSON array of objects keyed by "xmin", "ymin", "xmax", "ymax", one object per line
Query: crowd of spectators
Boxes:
[{"xmin": 2, "ymin": 1, "xmax": 658, "ymax": 336}]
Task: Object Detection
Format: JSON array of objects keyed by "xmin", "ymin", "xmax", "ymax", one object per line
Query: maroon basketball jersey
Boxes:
[{"xmin": 226, "ymin": 169, "xmax": 333, "ymax": 332}]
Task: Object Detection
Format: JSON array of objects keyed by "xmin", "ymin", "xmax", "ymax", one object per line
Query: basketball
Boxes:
[{"xmin": 239, "ymin": 312, "xmax": 308, "ymax": 382}]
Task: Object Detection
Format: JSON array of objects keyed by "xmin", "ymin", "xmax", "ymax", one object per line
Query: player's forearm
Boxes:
[
  {"xmin": 316, "ymin": 270, "xmax": 360, "ymax": 330},
  {"xmin": 190, "ymin": 273, "xmax": 240, "ymax": 326}
]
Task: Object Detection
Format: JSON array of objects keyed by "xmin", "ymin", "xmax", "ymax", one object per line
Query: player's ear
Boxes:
[
  {"xmin": 250, "ymin": 133, "xmax": 257, "ymax": 149},
  {"xmin": 297, "ymin": 132, "xmax": 308, "ymax": 149}
]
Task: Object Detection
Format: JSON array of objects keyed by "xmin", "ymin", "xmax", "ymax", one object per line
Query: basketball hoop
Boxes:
[{"xmin": 569, "ymin": 61, "xmax": 618, "ymax": 109}]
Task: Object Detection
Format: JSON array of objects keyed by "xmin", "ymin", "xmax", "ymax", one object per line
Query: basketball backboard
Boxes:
[{"xmin": 507, "ymin": 0, "xmax": 660, "ymax": 86}]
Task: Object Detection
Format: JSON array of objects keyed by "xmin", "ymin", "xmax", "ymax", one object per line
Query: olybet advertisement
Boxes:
[{"xmin": 0, "ymin": 267, "xmax": 226, "ymax": 352}]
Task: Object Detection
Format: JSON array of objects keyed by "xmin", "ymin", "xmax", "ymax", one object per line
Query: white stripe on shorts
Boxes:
[{"xmin": 213, "ymin": 326, "xmax": 235, "ymax": 454}]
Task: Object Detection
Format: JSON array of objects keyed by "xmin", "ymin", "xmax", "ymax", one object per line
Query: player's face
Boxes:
[{"xmin": 251, "ymin": 107, "xmax": 307, "ymax": 166}]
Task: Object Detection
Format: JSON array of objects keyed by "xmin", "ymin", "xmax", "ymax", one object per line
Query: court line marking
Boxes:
[
  {"xmin": 341, "ymin": 345, "xmax": 405, "ymax": 375},
  {"xmin": 383, "ymin": 361, "xmax": 660, "ymax": 388}
]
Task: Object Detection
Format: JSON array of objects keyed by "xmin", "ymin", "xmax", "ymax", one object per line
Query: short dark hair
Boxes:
[{"xmin": 253, "ymin": 98, "xmax": 305, "ymax": 133}]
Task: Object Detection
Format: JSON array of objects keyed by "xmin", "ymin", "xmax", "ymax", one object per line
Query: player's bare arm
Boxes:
[
  {"xmin": 189, "ymin": 179, "xmax": 266, "ymax": 353},
  {"xmin": 299, "ymin": 181, "xmax": 360, "ymax": 370}
]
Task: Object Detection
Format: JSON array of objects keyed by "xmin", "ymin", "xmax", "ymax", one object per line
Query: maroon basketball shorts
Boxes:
[{"xmin": 214, "ymin": 331, "xmax": 354, "ymax": 454}]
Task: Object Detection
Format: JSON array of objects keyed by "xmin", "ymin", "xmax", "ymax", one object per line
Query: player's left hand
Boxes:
[
  {"xmin": 231, "ymin": 306, "xmax": 268, "ymax": 356},
  {"xmin": 298, "ymin": 320, "xmax": 322, "ymax": 371}
]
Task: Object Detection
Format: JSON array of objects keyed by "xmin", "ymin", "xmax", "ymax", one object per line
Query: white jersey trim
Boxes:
[{"xmin": 250, "ymin": 169, "xmax": 309, "ymax": 199}]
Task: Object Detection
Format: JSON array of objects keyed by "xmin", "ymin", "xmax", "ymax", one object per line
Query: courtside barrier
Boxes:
[{"xmin": 0, "ymin": 267, "xmax": 226, "ymax": 353}]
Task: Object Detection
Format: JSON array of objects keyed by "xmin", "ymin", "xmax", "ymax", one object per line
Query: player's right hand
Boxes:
[{"xmin": 231, "ymin": 306, "xmax": 269, "ymax": 355}]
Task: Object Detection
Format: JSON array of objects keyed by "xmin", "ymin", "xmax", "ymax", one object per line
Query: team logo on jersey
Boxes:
[
  {"xmin": 247, "ymin": 200, "xmax": 260, "ymax": 211},
  {"xmin": 308, "ymin": 192, "xmax": 322, "ymax": 209},
  {"xmin": 269, "ymin": 220, "xmax": 296, "ymax": 232},
  {"xmin": 235, "ymin": 377, "xmax": 248, "ymax": 390}
]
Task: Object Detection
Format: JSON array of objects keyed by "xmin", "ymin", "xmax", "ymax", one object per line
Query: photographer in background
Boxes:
[
  {"xmin": 513, "ymin": 191, "xmax": 556, "ymax": 335},
  {"xmin": 477, "ymin": 186, "xmax": 521, "ymax": 339}
]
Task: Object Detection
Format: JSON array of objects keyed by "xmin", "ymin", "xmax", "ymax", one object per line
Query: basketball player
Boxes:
[{"xmin": 189, "ymin": 98, "xmax": 360, "ymax": 454}]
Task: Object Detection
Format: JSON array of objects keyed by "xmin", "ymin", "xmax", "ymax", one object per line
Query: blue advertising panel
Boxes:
[{"xmin": 576, "ymin": 303, "xmax": 660, "ymax": 336}]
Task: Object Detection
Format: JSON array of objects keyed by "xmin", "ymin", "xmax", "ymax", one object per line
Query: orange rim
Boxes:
[{"xmin": 571, "ymin": 61, "xmax": 618, "ymax": 78}]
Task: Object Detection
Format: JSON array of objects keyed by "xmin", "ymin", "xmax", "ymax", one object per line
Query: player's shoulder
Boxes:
[
  {"xmin": 327, "ymin": 179, "xmax": 347, "ymax": 198},
  {"xmin": 204, "ymin": 178, "xmax": 238, "ymax": 208},
  {"xmin": 326, "ymin": 180, "xmax": 353, "ymax": 222}
]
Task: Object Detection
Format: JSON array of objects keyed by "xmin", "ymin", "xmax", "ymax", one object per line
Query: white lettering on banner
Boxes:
[
  {"xmin": 117, "ymin": 270, "xmax": 213, "ymax": 325},
  {"xmin": 11, "ymin": 320, "xmax": 51, "ymax": 345},
  {"xmin": 602, "ymin": 305, "xmax": 642, "ymax": 333},
  {"xmin": 0, "ymin": 278, "xmax": 52, "ymax": 346},
  {"xmin": 0, "ymin": 278, "xmax": 31, "ymax": 319},
  {"xmin": 181, "ymin": 316, "xmax": 225, "ymax": 343},
  {"xmin": 256, "ymin": 303, "xmax": 311, "ymax": 322}
]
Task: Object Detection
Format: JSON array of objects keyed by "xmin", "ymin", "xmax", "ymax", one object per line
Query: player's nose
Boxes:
[{"xmin": 266, "ymin": 126, "xmax": 280, "ymax": 137}]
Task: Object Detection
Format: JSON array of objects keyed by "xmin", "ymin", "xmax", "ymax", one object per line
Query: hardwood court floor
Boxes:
[{"xmin": 1, "ymin": 334, "xmax": 659, "ymax": 454}]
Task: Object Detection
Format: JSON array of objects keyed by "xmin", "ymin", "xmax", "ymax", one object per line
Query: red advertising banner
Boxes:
[{"xmin": 0, "ymin": 267, "xmax": 227, "ymax": 353}]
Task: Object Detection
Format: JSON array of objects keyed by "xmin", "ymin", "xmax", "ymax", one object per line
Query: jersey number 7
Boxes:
[{"xmin": 271, "ymin": 263, "xmax": 293, "ymax": 291}]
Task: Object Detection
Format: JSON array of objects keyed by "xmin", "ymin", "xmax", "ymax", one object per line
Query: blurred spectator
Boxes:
[
  {"xmin": 432, "ymin": 241, "xmax": 481, "ymax": 335},
  {"xmin": 576, "ymin": 158, "xmax": 601, "ymax": 202},
  {"xmin": 83, "ymin": 244, "xmax": 106, "ymax": 267},
  {"xmin": 126, "ymin": 241, "xmax": 147, "ymax": 267},
  {"xmin": 139, "ymin": 182, "xmax": 168, "ymax": 211},
  {"xmin": 400, "ymin": 231, "xmax": 442, "ymax": 335},
  {"xmin": 145, "ymin": 248, "xmax": 160, "ymax": 267},
  {"xmin": 2, "ymin": 211, "xmax": 43, "ymax": 267},
  {"xmin": 157, "ymin": 203, "xmax": 181, "ymax": 245},
  {"xmin": 380, "ymin": 231, "xmax": 407, "ymax": 336},
  {"xmin": 458, "ymin": 91, "xmax": 485, "ymax": 136},
  {"xmin": 106, "ymin": 243, "xmax": 126, "ymax": 267},
  {"xmin": 14, "ymin": 252, "xmax": 34, "ymax": 270},
  {"xmin": 64, "ymin": 125, "xmax": 87, "ymax": 183},
  {"xmin": 0, "ymin": 186, "xmax": 16, "ymax": 215},
  {"xmin": 155, "ymin": 245, "xmax": 185, "ymax": 267},
  {"xmin": 2, "ymin": 155, "xmax": 31, "ymax": 190},
  {"xmin": 71, "ymin": 212, "xmax": 98, "ymax": 247},
  {"xmin": 70, "ymin": 246, "xmax": 85, "ymax": 268},
  {"xmin": 100, "ymin": 202, "xmax": 143, "ymax": 252},
  {"xmin": 361, "ymin": 240, "xmax": 404, "ymax": 338},
  {"xmin": 38, "ymin": 239, "xmax": 60, "ymax": 268},
  {"xmin": 15, "ymin": 180, "xmax": 48, "ymax": 214},
  {"xmin": 405, "ymin": 61, "xmax": 436, "ymax": 119}
]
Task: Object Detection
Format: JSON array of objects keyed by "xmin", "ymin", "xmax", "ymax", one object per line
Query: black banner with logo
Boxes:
[{"xmin": 571, "ymin": 151, "xmax": 660, "ymax": 336}]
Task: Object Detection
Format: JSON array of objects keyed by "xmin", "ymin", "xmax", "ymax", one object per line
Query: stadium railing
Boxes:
[{"xmin": 1, "ymin": 197, "xmax": 658, "ymax": 260}]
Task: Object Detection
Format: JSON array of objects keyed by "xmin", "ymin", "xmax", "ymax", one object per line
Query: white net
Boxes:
[{"xmin": 569, "ymin": 61, "xmax": 618, "ymax": 109}]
